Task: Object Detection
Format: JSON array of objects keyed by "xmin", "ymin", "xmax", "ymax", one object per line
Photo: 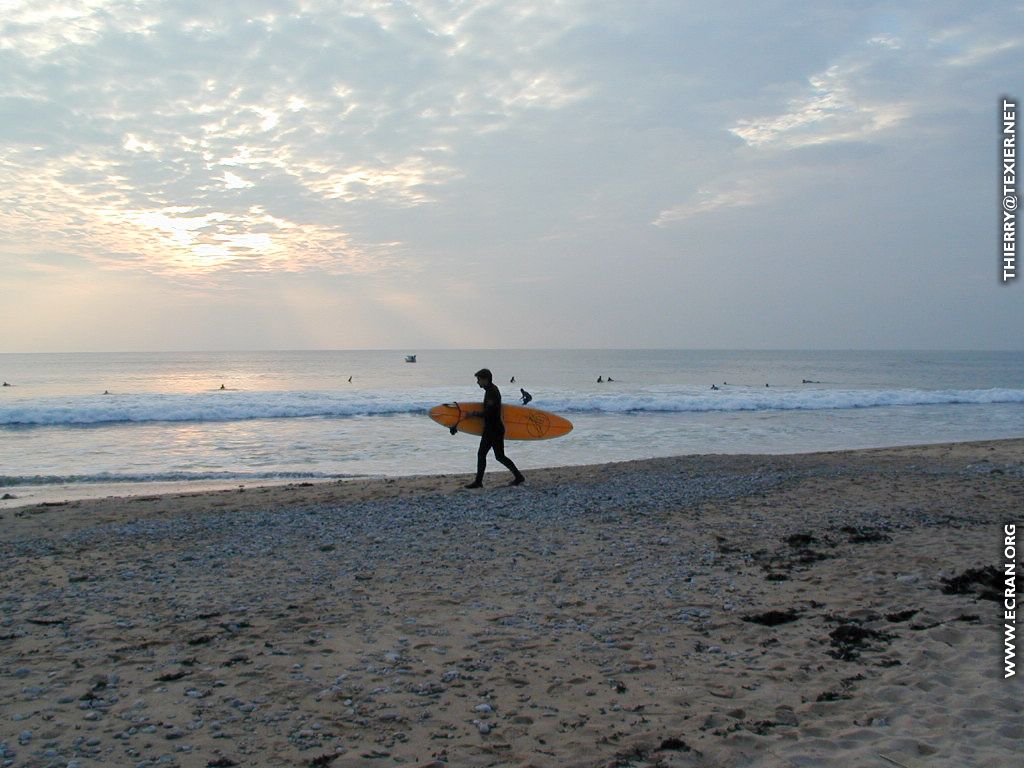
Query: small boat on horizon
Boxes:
[{"xmin": 405, "ymin": 354, "xmax": 417, "ymax": 363}]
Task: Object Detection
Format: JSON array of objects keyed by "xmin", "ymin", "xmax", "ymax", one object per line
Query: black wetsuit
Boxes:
[{"xmin": 475, "ymin": 382, "xmax": 523, "ymax": 484}]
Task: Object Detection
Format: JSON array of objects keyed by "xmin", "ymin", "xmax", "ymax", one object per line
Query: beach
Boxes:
[{"xmin": 1, "ymin": 440, "xmax": 1020, "ymax": 768}]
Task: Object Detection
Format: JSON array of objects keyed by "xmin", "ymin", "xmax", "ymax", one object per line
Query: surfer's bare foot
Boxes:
[
  {"xmin": 464, "ymin": 482, "xmax": 483, "ymax": 489},
  {"xmin": 509, "ymin": 475, "xmax": 525, "ymax": 486}
]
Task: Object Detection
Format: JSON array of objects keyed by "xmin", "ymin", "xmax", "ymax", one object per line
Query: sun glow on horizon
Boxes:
[{"xmin": 1, "ymin": 0, "xmax": 1020, "ymax": 352}]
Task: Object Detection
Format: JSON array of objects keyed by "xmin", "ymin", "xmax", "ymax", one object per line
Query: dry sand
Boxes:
[{"xmin": 1, "ymin": 440, "xmax": 1021, "ymax": 767}]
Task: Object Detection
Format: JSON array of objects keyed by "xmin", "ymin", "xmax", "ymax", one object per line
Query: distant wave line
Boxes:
[
  {"xmin": 1, "ymin": 388, "xmax": 1022, "ymax": 427},
  {"xmin": 0, "ymin": 470, "xmax": 354, "ymax": 487}
]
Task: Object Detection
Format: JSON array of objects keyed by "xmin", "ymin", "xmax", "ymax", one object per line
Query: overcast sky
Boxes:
[{"xmin": 1, "ymin": 0, "xmax": 1020, "ymax": 352}]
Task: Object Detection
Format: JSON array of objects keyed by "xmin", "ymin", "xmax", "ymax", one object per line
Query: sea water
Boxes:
[{"xmin": 1, "ymin": 349, "xmax": 1022, "ymax": 504}]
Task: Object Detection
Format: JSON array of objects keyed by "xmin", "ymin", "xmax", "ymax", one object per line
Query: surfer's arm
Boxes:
[
  {"xmin": 469, "ymin": 393, "xmax": 497, "ymax": 420},
  {"xmin": 482, "ymin": 394, "xmax": 501, "ymax": 420}
]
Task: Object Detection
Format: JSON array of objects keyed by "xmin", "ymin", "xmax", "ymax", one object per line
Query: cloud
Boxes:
[
  {"xmin": 655, "ymin": 11, "xmax": 1017, "ymax": 227},
  {"xmin": 729, "ymin": 57, "xmax": 911, "ymax": 151},
  {"xmin": 0, "ymin": 0, "xmax": 592, "ymax": 280},
  {"xmin": 302, "ymin": 156, "xmax": 460, "ymax": 205},
  {"xmin": 867, "ymin": 34, "xmax": 903, "ymax": 50},
  {"xmin": 728, "ymin": 10, "xmax": 1023, "ymax": 154},
  {"xmin": 0, "ymin": 0, "xmax": 148, "ymax": 58},
  {"xmin": 2, "ymin": 1, "xmax": 1022, "ymax": 352},
  {"xmin": 940, "ymin": 35, "xmax": 1024, "ymax": 68},
  {"xmin": 653, "ymin": 182, "xmax": 761, "ymax": 226}
]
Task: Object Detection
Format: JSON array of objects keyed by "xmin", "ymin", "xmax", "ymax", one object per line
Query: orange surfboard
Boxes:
[{"xmin": 429, "ymin": 402, "xmax": 573, "ymax": 441}]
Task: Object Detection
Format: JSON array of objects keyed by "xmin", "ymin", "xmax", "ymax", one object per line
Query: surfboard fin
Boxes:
[{"xmin": 449, "ymin": 426, "xmax": 458, "ymax": 435}]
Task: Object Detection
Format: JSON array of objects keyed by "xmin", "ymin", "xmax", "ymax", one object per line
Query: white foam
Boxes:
[
  {"xmin": 545, "ymin": 387, "xmax": 1024, "ymax": 414},
  {"xmin": 0, "ymin": 470, "xmax": 352, "ymax": 487},
  {"xmin": 1, "ymin": 387, "xmax": 1021, "ymax": 427},
  {"xmin": 0, "ymin": 390, "xmax": 440, "ymax": 427}
]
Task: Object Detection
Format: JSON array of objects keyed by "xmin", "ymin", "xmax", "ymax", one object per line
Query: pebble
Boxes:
[{"xmin": 1, "ymin": 452, "xmax": 1002, "ymax": 767}]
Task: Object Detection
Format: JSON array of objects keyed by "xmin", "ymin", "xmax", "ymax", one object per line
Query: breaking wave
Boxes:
[
  {"xmin": 1, "ymin": 387, "xmax": 1022, "ymax": 427},
  {"xmin": 0, "ymin": 470, "xmax": 354, "ymax": 487}
]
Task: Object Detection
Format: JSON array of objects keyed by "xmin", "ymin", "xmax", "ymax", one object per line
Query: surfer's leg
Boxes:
[
  {"xmin": 472, "ymin": 434, "xmax": 493, "ymax": 485},
  {"xmin": 492, "ymin": 436, "xmax": 525, "ymax": 484}
]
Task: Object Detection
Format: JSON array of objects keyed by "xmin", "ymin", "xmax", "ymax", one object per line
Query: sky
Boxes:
[{"xmin": 0, "ymin": 0, "xmax": 1021, "ymax": 352}]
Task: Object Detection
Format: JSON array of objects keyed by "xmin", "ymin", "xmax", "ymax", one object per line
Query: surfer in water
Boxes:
[
  {"xmin": 520, "ymin": 388, "xmax": 532, "ymax": 405},
  {"xmin": 465, "ymin": 368, "xmax": 526, "ymax": 489}
]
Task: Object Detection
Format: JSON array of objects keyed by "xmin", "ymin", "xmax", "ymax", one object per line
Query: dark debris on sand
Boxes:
[
  {"xmin": 607, "ymin": 736, "xmax": 699, "ymax": 767},
  {"xmin": 815, "ymin": 673, "xmax": 866, "ymax": 702},
  {"xmin": 940, "ymin": 566, "xmax": 1003, "ymax": 602},
  {"xmin": 839, "ymin": 525, "xmax": 893, "ymax": 543},
  {"xmin": 753, "ymin": 531, "xmax": 834, "ymax": 580},
  {"xmin": 742, "ymin": 609, "xmax": 803, "ymax": 627},
  {"xmin": 828, "ymin": 622, "xmax": 896, "ymax": 662}
]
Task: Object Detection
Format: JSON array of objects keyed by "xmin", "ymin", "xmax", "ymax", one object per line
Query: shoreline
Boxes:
[
  {"xmin": 2, "ymin": 435, "xmax": 1022, "ymax": 514},
  {"xmin": 2, "ymin": 438, "xmax": 1020, "ymax": 766}
]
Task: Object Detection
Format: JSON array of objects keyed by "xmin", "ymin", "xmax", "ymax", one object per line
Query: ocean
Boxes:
[{"xmin": 1, "ymin": 349, "xmax": 1022, "ymax": 504}]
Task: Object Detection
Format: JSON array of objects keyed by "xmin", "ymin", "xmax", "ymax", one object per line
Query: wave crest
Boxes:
[{"xmin": 1, "ymin": 387, "xmax": 1021, "ymax": 427}]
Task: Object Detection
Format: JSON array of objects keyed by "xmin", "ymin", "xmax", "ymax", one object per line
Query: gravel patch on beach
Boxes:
[{"xmin": 2, "ymin": 442, "xmax": 1020, "ymax": 767}]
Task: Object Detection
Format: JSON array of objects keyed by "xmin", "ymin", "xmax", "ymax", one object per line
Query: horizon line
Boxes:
[{"xmin": 2, "ymin": 346, "xmax": 1023, "ymax": 356}]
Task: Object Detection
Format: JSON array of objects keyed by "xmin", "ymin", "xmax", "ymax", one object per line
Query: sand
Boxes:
[{"xmin": 1, "ymin": 439, "xmax": 1021, "ymax": 767}]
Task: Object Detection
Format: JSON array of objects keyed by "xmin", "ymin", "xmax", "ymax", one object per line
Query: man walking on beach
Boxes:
[{"xmin": 465, "ymin": 368, "xmax": 526, "ymax": 489}]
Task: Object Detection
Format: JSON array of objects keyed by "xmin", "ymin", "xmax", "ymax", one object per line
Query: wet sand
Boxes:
[{"xmin": 1, "ymin": 440, "xmax": 1021, "ymax": 767}]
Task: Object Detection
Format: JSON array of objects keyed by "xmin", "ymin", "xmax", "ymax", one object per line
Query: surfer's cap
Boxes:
[{"xmin": 474, "ymin": 368, "xmax": 493, "ymax": 381}]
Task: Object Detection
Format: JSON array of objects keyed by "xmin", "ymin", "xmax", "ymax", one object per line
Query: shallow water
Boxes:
[{"xmin": 1, "ymin": 349, "xmax": 1021, "ymax": 503}]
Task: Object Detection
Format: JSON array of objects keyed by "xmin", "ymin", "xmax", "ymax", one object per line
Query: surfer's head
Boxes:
[{"xmin": 475, "ymin": 368, "xmax": 493, "ymax": 387}]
